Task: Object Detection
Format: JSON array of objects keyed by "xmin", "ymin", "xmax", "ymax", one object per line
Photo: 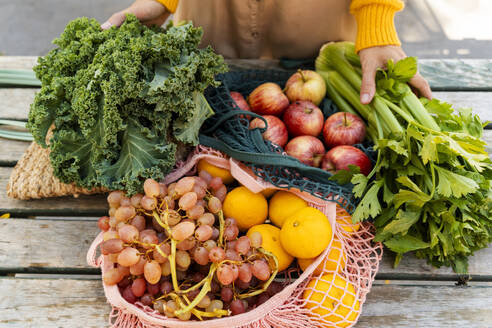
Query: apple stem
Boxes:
[
  {"xmin": 343, "ymin": 112, "xmax": 348, "ymax": 126},
  {"xmin": 298, "ymin": 69, "xmax": 306, "ymax": 83}
]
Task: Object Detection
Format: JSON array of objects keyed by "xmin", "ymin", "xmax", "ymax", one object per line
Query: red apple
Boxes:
[
  {"xmin": 323, "ymin": 112, "xmax": 366, "ymax": 148},
  {"xmin": 321, "ymin": 145, "xmax": 372, "ymax": 176},
  {"xmin": 284, "ymin": 69, "xmax": 327, "ymax": 106},
  {"xmin": 230, "ymin": 91, "xmax": 252, "ymax": 119},
  {"xmin": 285, "ymin": 136, "xmax": 326, "ymax": 167},
  {"xmin": 248, "ymin": 82, "xmax": 289, "ymax": 116},
  {"xmin": 249, "ymin": 115, "xmax": 288, "ymax": 148},
  {"xmin": 283, "ymin": 101, "xmax": 324, "ymax": 137}
]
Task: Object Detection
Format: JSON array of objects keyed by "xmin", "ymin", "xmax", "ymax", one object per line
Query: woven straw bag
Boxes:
[
  {"xmin": 7, "ymin": 142, "xmax": 106, "ymax": 200},
  {"xmin": 87, "ymin": 146, "xmax": 382, "ymax": 328}
]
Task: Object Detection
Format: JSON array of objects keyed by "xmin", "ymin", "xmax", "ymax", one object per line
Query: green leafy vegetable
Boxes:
[
  {"xmin": 27, "ymin": 16, "xmax": 227, "ymax": 194},
  {"xmin": 316, "ymin": 41, "xmax": 492, "ymax": 272},
  {"xmin": 328, "ymin": 164, "xmax": 361, "ymax": 185}
]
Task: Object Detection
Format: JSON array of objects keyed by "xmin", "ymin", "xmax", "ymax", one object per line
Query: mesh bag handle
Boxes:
[
  {"xmin": 201, "ymin": 110, "xmax": 267, "ymax": 135},
  {"xmin": 199, "ymin": 134, "xmax": 333, "ymax": 182}
]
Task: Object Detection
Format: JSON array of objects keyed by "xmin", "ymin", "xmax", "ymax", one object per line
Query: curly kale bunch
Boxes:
[{"xmin": 28, "ymin": 15, "xmax": 227, "ymax": 194}]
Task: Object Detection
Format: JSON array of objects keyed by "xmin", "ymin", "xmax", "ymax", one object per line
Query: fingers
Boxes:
[
  {"xmin": 409, "ymin": 72, "xmax": 432, "ymax": 99},
  {"xmin": 101, "ymin": 11, "xmax": 127, "ymax": 29},
  {"xmin": 360, "ymin": 61, "xmax": 378, "ymax": 104},
  {"xmin": 101, "ymin": 1, "xmax": 169, "ymax": 30},
  {"xmin": 142, "ymin": 13, "xmax": 171, "ymax": 27}
]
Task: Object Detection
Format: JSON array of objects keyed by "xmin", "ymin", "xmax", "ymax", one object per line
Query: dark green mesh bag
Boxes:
[{"xmin": 200, "ymin": 70, "xmax": 375, "ymax": 213}]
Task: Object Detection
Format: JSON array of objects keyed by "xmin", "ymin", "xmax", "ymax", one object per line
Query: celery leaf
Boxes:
[{"xmin": 434, "ymin": 166, "xmax": 479, "ymax": 198}]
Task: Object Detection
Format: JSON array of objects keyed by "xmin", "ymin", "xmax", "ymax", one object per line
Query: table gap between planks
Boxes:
[{"xmin": 0, "ymin": 57, "xmax": 491, "ymax": 328}]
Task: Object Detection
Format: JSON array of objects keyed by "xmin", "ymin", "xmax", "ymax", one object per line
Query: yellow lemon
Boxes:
[
  {"xmin": 268, "ymin": 191, "xmax": 308, "ymax": 227},
  {"xmin": 247, "ymin": 224, "xmax": 294, "ymax": 271},
  {"xmin": 261, "ymin": 188, "xmax": 277, "ymax": 198},
  {"xmin": 303, "ymin": 274, "xmax": 360, "ymax": 327},
  {"xmin": 336, "ymin": 205, "xmax": 360, "ymax": 235},
  {"xmin": 280, "ymin": 207, "xmax": 332, "ymax": 259},
  {"xmin": 197, "ymin": 159, "xmax": 234, "ymax": 184},
  {"xmin": 297, "ymin": 239, "xmax": 347, "ymax": 275},
  {"xmin": 223, "ymin": 186, "xmax": 268, "ymax": 230}
]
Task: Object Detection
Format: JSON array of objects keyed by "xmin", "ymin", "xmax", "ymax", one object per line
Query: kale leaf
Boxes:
[{"xmin": 27, "ymin": 16, "xmax": 227, "ymax": 194}]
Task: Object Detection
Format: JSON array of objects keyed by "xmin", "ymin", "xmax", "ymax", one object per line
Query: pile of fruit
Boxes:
[
  {"xmin": 96, "ymin": 159, "xmax": 360, "ymax": 323},
  {"xmin": 230, "ymin": 70, "xmax": 372, "ymax": 176},
  {"xmin": 97, "ymin": 172, "xmax": 280, "ymax": 320}
]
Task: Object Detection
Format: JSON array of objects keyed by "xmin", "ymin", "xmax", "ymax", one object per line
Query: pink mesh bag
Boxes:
[{"xmin": 87, "ymin": 146, "xmax": 383, "ymax": 328}]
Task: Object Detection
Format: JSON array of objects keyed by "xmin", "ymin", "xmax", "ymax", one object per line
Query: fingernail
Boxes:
[
  {"xmin": 361, "ymin": 93, "xmax": 371, "ymax": 104},
  {"xmin": 101, "ymin": 22, "xmax": 112, "ymax": 30}
]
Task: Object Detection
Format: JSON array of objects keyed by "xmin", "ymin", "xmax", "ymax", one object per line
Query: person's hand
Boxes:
[
  {"xmin": 358, "ymin": 45, "xmax": 432, "ymax": 104},
  {"xmin": 101, "ymin": 0, "xmax": 170, "ymax": 30}
]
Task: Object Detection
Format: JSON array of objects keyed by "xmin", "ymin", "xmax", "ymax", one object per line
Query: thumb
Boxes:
[
  {"xmin": 101, "ymin": 11, "xmax": 127, "ymax": 29},
  {"xmin": 360, "ymin": 62, "xmax": 378, "ymax": 104}
]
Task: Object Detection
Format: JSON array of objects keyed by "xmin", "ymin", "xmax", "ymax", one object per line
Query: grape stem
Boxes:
[
  {"xmin": 147, "ymin": 194, "xmax": 277, "ymax": 317},
  {"xmin": 167, "ymin": 292, "xmax": 229, "ymax": 320},
  {"xmin": 182, "ymin": 295, "xmax": 201, "ymax": 320},
  {"xmin": 237, "ymin": 248, "xmax": 279, "ymax": 299},
  {"xmin": 174, "ymin": 263, "xmax": 217, "ymax": 316},
  {"xmin": 152, "ymin": 209, "xmax": 182, "ymax": 293},
  {"xmin": 177, "ymin": 273, "xmax": 208, "ymax": 294},
  {"xmin": 217, "ymin": 210, "xmax": 225, "ymax": 247},
  {"xmin": 154, "ymin": 243, "xmax": 170, "ymax": 260},
  {"xmin": 191, "ymin": 307, "xmax": 230, "ymax": 318},
  {"xmin": 169, "ymin": 238, "xmax": 179, "ymax": 292}
]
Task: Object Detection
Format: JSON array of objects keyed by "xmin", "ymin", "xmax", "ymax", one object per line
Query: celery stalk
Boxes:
[
  {"xmin": 319, "ymin": 71, "xmax": 358, "ymax": 116},
  {"xmin": 316, "ymin": 44, "xmax": 404, "ymax": 135},
  {"xmin": 316, "ymin": 42, "xmax": 362, "ymax": 91},
  {"xmin": 366, "ymin": 125, "xmax": 378, "ymax": 141},
  {"xmin": 325, "ymin": 70, "xmax": 403, "ymax": 135},
  {"xmin": 371, "ymin": 97, "xmax": 404, "ymax": 135},
  {"xmin": 400, "ymin": 87, "xmax": 441, "ymax": 131},
  {"xmin": 316, "ymin": 42, "xmax": 439, "ymax": 133},
  {"xmin": 380, "ymin": 98, "xmax": 414, "ymax": 123},
  {"xmin": 324, "ymin": 71, "xmax": 370, "ymax": 120}
]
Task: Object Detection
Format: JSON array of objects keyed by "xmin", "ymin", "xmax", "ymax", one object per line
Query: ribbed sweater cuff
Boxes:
[
  {"xmin": 155, "ymin": 0, "xmax": 179, "ymax": 13},
  {"xmin": 352, "ymin": 3, "xmax": 402, "ymax": 52}
]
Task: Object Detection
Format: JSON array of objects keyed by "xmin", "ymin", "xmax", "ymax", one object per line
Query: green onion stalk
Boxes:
[
  {"xmin": 0, "ymin": 120, "xmax": 33, "ymax": 141},
  {"xmin": 0, "ymin": 69, "xmax": 41, "ymax": 87}
]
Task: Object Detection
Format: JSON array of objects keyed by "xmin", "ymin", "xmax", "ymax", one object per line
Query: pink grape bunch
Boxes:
[{"xmin": 97, "ymin": 172, "xmax": 279, "ymax": 321}]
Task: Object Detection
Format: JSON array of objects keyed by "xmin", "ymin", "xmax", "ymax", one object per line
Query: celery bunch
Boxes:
[{"xmin": 316, "ymin": 42, "xmax": 492, "ymax": 272}]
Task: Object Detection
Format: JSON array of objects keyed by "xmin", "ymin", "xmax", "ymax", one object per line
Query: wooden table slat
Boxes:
[
  {"xmin": 1, "ymin": 277, "xmax": 491, "ymax": 328},
  {"xmin": 0, "ymin": 278, "xmax": 108, "ymax": 328},
  {"xmin": 0, "ymin": 138, "xmax": 30, "ymax": 166},
  {"xmin": 2, "ymin": 219, "xmax": 492, "ymax": 279},
  {"xmin": 0, "ymin": 219, "xmax": 99, "ymax": 272},
  {"xmin": 359, "ymin": 282, "xmax": 492, "ymax": 328}
]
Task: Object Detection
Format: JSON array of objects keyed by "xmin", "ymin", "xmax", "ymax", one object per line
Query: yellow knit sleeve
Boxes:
[
  {"xmin": 155, "ymin": 0, "xmax": 179, "ymax": 13},
  {"xmin": 350, "ymin": 0, "xmax": 404, "ymax": 52}
]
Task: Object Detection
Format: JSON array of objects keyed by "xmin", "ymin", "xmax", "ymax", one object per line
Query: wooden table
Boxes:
[{"xmin": 1, "ymin": 57, "xmax": 491, "ymax": 328}]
